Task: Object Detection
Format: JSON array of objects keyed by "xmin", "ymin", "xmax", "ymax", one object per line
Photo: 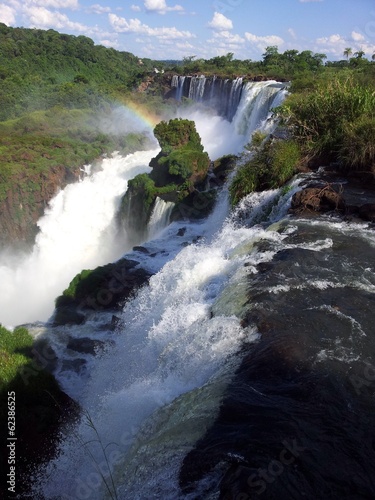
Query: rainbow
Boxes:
[{"xmin": 122, "ymin": 100, "xmax": 162, "ymax": 130}]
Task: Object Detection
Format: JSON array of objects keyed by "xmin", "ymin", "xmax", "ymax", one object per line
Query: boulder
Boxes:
[
  {"xmin": 358, "ymin": 203, "xmax": 375, "ymax": 222},
  {"xmin": 291, "ymin": 185, "xmax": 345, "ymax": 214}
]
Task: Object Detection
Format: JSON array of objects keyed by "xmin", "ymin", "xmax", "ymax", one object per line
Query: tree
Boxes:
[
  {"xmin": 343, "ymin": 47, "xmax": 352, "ymax": 60},
  {"xmin": 262, "ymin": 46, "xmax": 279, "ymax": 66},
  {"xmin": 354, "ymin": 50, "xmax": 365, "ymax": 59},
  {"xmin": 372, "ymin": 52, "xmax": 375, "ymax": 61}
]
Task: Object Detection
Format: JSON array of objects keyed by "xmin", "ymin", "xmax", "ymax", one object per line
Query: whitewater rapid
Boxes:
[{"xmin": 0, "ymin": 149, "xmax": 158, "ymax": 326}]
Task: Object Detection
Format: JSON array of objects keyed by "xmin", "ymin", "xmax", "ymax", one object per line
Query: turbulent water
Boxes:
[
  {"xmin": 0, "ymin": 149, "xmax": 159, "ymax": 326},
  {"xmin": 2, "ymin": 78, "xmax": 374, "ymax": 499}
]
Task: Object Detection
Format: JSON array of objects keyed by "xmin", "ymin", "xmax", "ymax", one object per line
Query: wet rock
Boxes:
[
  {"xmin": 54, "ymin": 258, "xmax": 153, "ymax": 325},
  {"xmin": 358, "ymin": 203, "xmax": 375, "ymax": 222},
  {"xmin": 61, "ymin": 358, "xmax": 86, "ymax": 372},
  {"xmin": 32, "ymin": 338, "xmax": 59, "ymax": 373},
  {"xmin": 67, "ymin": 337, "xmax": 105, "ymax": 355},
  {"xmin": 53, "ymin": 307, "xmax": 85, "ymax": 326},
  {"xmin": 133, "ymin": 245, "xmax": 149, "ymax": 254},
  {"xmin": 177, "ymin": 227, "xmax": 186, "ymax": 236},
  {"xmin": 290, "ymin": 185, "xmax": 345, "ymax": 214}
]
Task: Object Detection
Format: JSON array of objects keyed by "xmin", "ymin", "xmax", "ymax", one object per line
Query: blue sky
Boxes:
[{"xmin": 1, "ymin": 0, "xmax": 375, "ymax": 61}]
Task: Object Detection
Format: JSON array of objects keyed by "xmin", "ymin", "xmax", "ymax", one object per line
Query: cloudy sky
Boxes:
[{"xmin": 1, "ymin": 0, "xmax": 375, "ymax": 61}]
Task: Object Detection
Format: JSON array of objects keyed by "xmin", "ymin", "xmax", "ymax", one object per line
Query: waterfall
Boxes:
[
  {"xmin": 172, "ymin": 75, "xmax": 245, "ymax": 121},
  {"xmin": 147, "ymin": 197, "xmax": 175, "ymax": 239},
  {"xmin": 232, "ymin": 80, "xmax": 288, "ymax": 138},
  {"xmin": 171, "ymin": 75, "xmax": 284, "ymax": 126},
  {"xmin": 23, "ymin": 73, "xmax": 375, "ymax": 499},
  {"xmin": 0, "ymin": 149, "xmax": 159, "ymax": 326}
]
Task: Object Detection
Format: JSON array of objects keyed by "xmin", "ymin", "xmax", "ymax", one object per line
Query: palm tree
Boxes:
[
  {"xmin": 354, "ymin": 50, "xmax": 365, "ymax": 59},
  {"xmin": 343, "ymin": 47, "xmax": 352, "ymax": 60}
]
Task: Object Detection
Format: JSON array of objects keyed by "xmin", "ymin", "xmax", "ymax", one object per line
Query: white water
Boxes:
[
  {"xmin": 0, "ymin": 149, "xmax": 158, "ymax": 326},
  {"xmin": 147, "ymin": 197, "xmax": 175, "ymax": 240},
  {"xmin": 0, "ymin": 79, "xmax": 293, "ymax": 496},
  {"xmin": 35, "ymin": 183, "xmax": 297, "ymax": 499},
  {"xmin": 177, "ymin": 80, "xmax": 287, "ymax": 159}
]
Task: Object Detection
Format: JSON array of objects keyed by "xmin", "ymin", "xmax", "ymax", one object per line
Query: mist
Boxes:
[
  {"xmin": 0, "ymin": 90, "xmax": 274, "ymax": 327},
  {"xmin": 0, "ymin": 150, "xmax": 157, "ymax": 327}
]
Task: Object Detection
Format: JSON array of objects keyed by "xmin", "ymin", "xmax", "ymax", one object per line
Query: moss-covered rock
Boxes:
[
  {"xmin": 119, "ymin": 118, "xmax": 211, "ymax": 241},
  {"xmin": 0, "ymin": 325, "xmax": 78, "ymax": 497},
  {"xmin": 54, "ymin": 258, "xmax": 152, "ymax": 324}
]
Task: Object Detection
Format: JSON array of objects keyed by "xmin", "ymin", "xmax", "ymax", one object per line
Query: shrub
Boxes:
[
  {"xmin": 269, "ymin": 140, "xmax": 301, "ymax": 185},
  {"xmin": 339, "ymin": 115, "xmax": 375, "ymax": 172},
  {"xmin": 0, "ymin": 326, "xmax": 33, "ymax": 386},
  {"xmin": 229, "ymin": 139, "xmax": 300, "ymax": 206},
  {"xmin": 278, "ymin": 76, "xmax": 375, "ymax": 168}
]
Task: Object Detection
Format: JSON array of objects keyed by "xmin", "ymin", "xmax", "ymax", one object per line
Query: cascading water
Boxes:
[
  {"xmin": 176, "ymin": 79, "xmax": 287, "ymax": 159},
  {"xmin": 232, "ymin": 80, "xmax": 287, "ymax": 137},
  {"xmin": 11, "ymin": 77, "xmax": 375, "ymax": 500},
  {"xmin": 0, "ymin": 149, "xmax": 159, "ymax": 326},
  {"xmin": 147, "ymin": 197, "xmax": 175, "ymax": 240},
  {"xmin": 24, "ymin": 79, "xmax": 291, "ymax": 499},
  {"xmin": 172, "ymin": 75, "xmax": 246, "ymax": 121}
]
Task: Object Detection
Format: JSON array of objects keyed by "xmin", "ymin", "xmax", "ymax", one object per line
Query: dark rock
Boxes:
[
  {"xmin": 53, "ymin": 307, "xmax": 85, "ymax": 326},
  {"xmin": 290, "ymin": 185, "xmax": 345, "ymax": 214},
  {"xmin": 358, "ymin": 203, "xmax": 375, "ymax": 222},
  {"xmin": 54, "ymin": 258, "xmax": 152, "ymax": 325},
  {"xmin": 133, "ymin": 245, "xmax": 150, "ymax": 254},
  {"xmin": 171, "ymin": 190, "xmax": 217, "ymax": 221},
  {"xmin": 61, "ymin": 358, "xmax": 86, "ymax": 372},
  {"xmin": 32, "ymin": 338, "xmax": 59, "ymax": 373},
  {"xmin": 177, "ymin": 227, "xmax": 187, "ymax": 236},
  {"xmin": 67, "ymin": 337, "xmax": 105, "ymax": 355}
]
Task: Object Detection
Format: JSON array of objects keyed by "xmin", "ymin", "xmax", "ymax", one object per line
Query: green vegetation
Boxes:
[
  {"xmin": 0, "ymin": 323, "xmax": 60, "ymax": 400},
  {"xmin": 150, "ymin": 118, "xmax": 210, "ymax": 186},
  {"xmin": 120, "ymin": 119, "xmax": 210, "ymax": 239},
  {"xmin": 0, "ymin": 325, "xmax": 34, "ymax": 387},
  {"xmin": 230, "ymin": 139, "xmax": 300, "ymax": 206},
  {"xmin": 0, "ymin": 24, "xmax": 161, "ymax": 121},
  {"xmin": 277, "ymin": 76, "xmax": 375, "ymax": 172},
  {"xmin": 0, "ymin": 107, "xmax": 151, "ymax": 203},
  {"xmin": 171, "ymin": 46, "xmax": 375, "ymax": 83}
]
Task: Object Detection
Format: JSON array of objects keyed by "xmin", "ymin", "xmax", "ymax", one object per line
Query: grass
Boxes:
[
  {"xmin": 229, "ymin": 138, "xmax": 301, "ymax": 206},
  {"xmin": 277, "ymin": 75, "xmax": 375, "ymax": 171},
  {"xmin": 0, "ymin": 326, "xmax": 34, "ymax": 387}
]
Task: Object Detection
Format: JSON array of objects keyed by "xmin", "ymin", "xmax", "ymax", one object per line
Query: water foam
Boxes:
[{"xmin": 0, "ymin": 149, "xmax": 158, "ymax": 326}]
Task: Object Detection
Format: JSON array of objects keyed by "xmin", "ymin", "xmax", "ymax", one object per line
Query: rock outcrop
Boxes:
[{"xmin": 0, "ymin": 165, "xmax": 80, "ymax": 249}]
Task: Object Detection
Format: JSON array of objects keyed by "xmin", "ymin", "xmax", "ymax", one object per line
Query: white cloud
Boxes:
[
  {"xmin": 108, "ymin": 13, "xmax": 195, "ymax": 40},
  {"xmin": 99, "ymin": 39, "xmax": 119, "ymax": 48},
  {"xmin": 288, "ymin": 28, "xmax": 297, "ymax": 39},
  {"xmin": 131, "ymin": 4, "xmax": 141, "ymax": 11},
  {"xmin": 23, "ymin": 5, "xmax": 88, "ymax": 32},
  {"xmin": 143, "ymin": 0, "xmax": 183, "ymax": 14},
  {"xmin": 176, "ymin": 41, "xmax": 194, "ymax": 49},
  {"xmin": 207, "ymin": 12, "xmax": 233, "ymax": 31},
  {"xmin": 245, "ymin": 32, "xmax": 284, "ymax": 50},
  {"xmin": 0, "ymin": 4, "xmax": 16, "ymax": 24},
  {"xmin": 87, "ymin": 4, "xmax": 111, "ymax": 14},
  {"xmin": 208, "ymin": 30, "xmax": 244, "ymax": 46},
  {"xmin": 25, "ymin": 0, "xmax": 79, "ymax": 8},
  {"xmin": 315, "ymin": 33, "xmax": 349, "ymax": 57},
  {"xmin": 351, "ymin": 31, "xmax": 365, "ymax": 42}
]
